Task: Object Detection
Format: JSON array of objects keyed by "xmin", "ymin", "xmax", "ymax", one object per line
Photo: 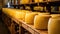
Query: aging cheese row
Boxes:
[
  {"xmin": 2, "ymin": 8, "xmax": 60, "ymax": 34},
  {"xmin": 2, "ymin": 8, "xmax": 31, "ymax": 21},
  {"xmin": 2, "ymin": 8, "xmax": 50, "ymax": 29}
]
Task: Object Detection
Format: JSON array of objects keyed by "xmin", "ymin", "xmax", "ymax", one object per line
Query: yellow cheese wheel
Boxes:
[
  {"xmin": 48, "ymin": 14, "xmax": 60, "ymax": 34},
  {"xmin": 39, "ymin": 0, "xmax": 47, "ymax": 2},
  {"xmin": 34, "ymin": 0, "xmax": 39, "ymax": 3},
  {"xmin": 32, "ymin": 12, "xmax": 40, "ymax": 14},
  {"xmin": 48, "ymin": 18, "xmax": 60, "ymax": 34},
  {"xmin": 2, "ymin": 8, "xmax": 17, "ymax": 16},
  {"xmin": 8, "ymin": 10, "xmax": 16, "ymax": 17},
  {"xmin": 39, "ymin": 0, "xmax": 43, "ymax": 2},
  {"xmin": 14, "ymin": 11, "xmax": 26, "ymax": 21},
  {"xmin": 34, "ymin": 6, "xmax": 43, "ymax": 11},
  {"xmin": 2, "ymin": 8, "xmax": 9, "ymax": 14},
  {"xmin": 48, "ymin": 0, "xmax": 60, "ymax": 2},
  {"xmin": 38, "ymin": 13, "xmax": 50, "ymax": 15},
  {"xmin": 34, "ymin": 15, "xmax": 50, "ymax": 29},
  {"xmin": 25, "ymin": 12, "xmax": 38, "ymax": 25},
  {"xmin": 51, "ymin": 14, "xmax": 60, "ymax": 19},
  {"xmin": 20, "ymin": 0, "xmax": 29, "ymax": 4}
]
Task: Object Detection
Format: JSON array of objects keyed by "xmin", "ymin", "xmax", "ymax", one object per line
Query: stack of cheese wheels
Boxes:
[
  {"xmin": 25, "ymin": 12, "xmax": 40, "ymax": 25},
  {"xmin": 48, "ymin": 14, "xmax": 60, "ymax": 34},
  {"xmin": 34, "ymin": 14, "xmax": 50, "ymax": 29}
]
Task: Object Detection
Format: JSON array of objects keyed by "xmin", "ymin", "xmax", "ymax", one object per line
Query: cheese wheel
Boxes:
[
  {"xmin": 25, "ymin": 12, "xmax": 38, "ymax": 25},
  {"xmin": 34, "ymin": 0, "xmax": 39, "ymax": 3},
  {"xmin": 20, "ymin": 0, "xmax": 29, "ymax": 4},
  {"xmin": 39, "ymin": 0, "xmax": 47, "ymax": 2},
  {"xmin": 2, "ymin": 8, "xmax": 17, "ymax": 16},
  {"xmin": 39, "ymin": 0, "xmax": 43, "ymax": 2},
  {"xmin": 38, "ymin": 13, "xmax": 50, "ymax": 15},
  {"xmin": 34, "ymin": 6, "xmax": 43, "ymax": 11},
  {"xmin": 14, "ymin": 12, "xmax": 26, "ymax": 21},
  {"xmin": 2, "ymin": 8, "xmax": 9, "ymax": 14},
  {"xmin": 51, "ymin": 14, "xmax": 60, "ymax": 19},
  {"xmin": 48, "ymin": 0, "xmax": 60, "ymax": 2},
  {"xmin": 32, "ymin": 12, "xmax": 40, "ymax": 14},
  {"xmin": 34, "ymin": 15, "xmax": 50, "ymax": 29},
  {"xmin": 48, "ymin": 15, "xmax": 60, "ymax": 34}
]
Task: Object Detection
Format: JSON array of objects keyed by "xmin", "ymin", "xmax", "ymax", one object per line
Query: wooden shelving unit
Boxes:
[
  {"xmin": 2, "ymin": 0, "xmax": 60, "ymax": 34},
  {"xmin": 11, "ymin": 17, "xmax": 48, "ymax": 34},
  {"xmin": 2, "ymin": 8, "xmax": 48, "ymax": 34}
]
